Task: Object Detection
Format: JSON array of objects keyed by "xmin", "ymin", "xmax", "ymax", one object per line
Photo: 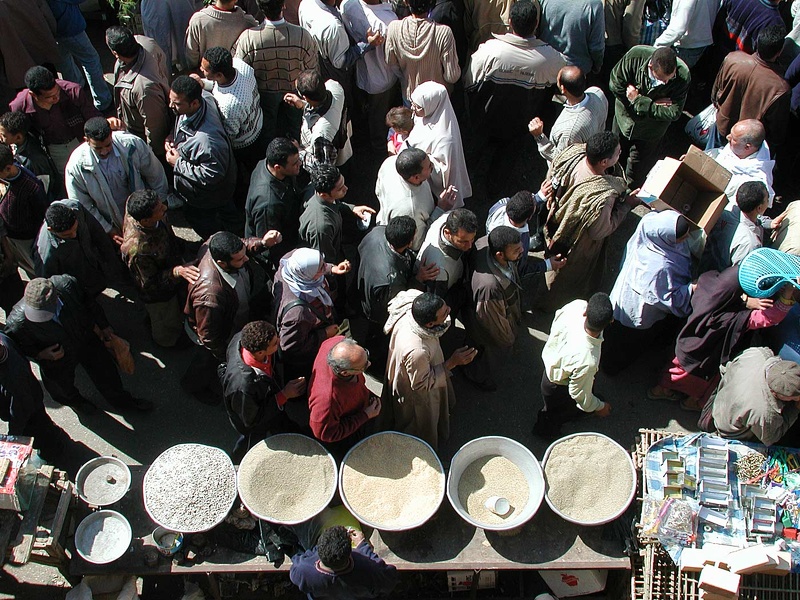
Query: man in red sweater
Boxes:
[{"xmin": 308, "ymin": 336, "xmax": 380, "ymax": 457}]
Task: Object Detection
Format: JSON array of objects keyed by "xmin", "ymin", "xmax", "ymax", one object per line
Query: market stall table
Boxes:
[{"xmin": 71, "ymin": 465, "xmax": 631, "ymax": 576}]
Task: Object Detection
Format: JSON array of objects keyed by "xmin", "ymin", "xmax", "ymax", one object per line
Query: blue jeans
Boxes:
[
  {"xmin": 675, "ymin": 45, "xmax": 708, "ymax": 69},
  {"xmin": 55, "ymin": 31, "xmax": 113, "ymax": 111}
]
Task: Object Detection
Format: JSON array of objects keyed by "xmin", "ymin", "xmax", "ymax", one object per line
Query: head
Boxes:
[
  {"xmin": 509, "ymin": 0, "xmax": 540, "ymax": 38},
  {"xmin": 585, "ymin": 292, "xmax": 614, "ymax": 335},
  {"xmin": 284, "ymin": 247, "xmax": 326, "ymax": 281},
  {"xmin": 557, "ymin": 66, "xmax": 587, "ymax": 99},
  {"xmin": 0, "ymin": 111, "xmax": 31, "ymax": 146},
  {"xmin": 385, "ymin": 106, "xmax": 414, "ymax": 135},
  {"xmin": 265, "ymin": 137, "xmax": 301, "ymax": 179},
  {"xmin": 395, "ymin": 147, "xmax": 432, "ymax": 185},
  {"xmin": 83, "ymin": 117, "xmax": 114, "ymax": 159},
  {"xmin": 649, "ymin": 47, "xmax": 678, "ymax": 84},
  {"xmin": 586, "ymin": 131, "xmax": 621, "ymax": 170},
  {"xmin": 23, "ymin": 278, "xmax": 59, "ymax": 323},
  {"xmin": 126, "ymin": 189, "xmax": 167, "ymax": 227},
  {"xmin": 45, "ymin": 203, "xmax": 79, "ymax": 240},
  {"xmin": 0, "ymin": 144, "xmax": 15, "ymax": 178},
  {"xmin": 727, "ymin": 119, "xmax": 766, "ymax": 159},
  {"xmin": 169, "ymin": 76, "xmax": 203, "ymax": 116},
  {"xmin": 240, "ymin": 320, "xmax": 279, "ymax": 362},
  {"xmin": 412, "ymin": 292, "xmax": 449, "ymax": 329},
  {"xmin": 385, "ymin": 215, "xmax": 417, "ymax": 253},
  {"xmin": 505, "ymin": 190, "xmax": 537, "ymax": 226},
  {"xmin": 105, "ymin": 25, "xmax": 140, "ymax": 62},
  {"xmin": 295, "ymin": 69, "xmax": 327, "ymax": 104},
  {"xmin": 735, "ymin": 181, "xmax": 769, "ymax": 218},
  {"xmin": 406, "ymin": 0, "xmax": 434, "ymax": 17},
  {"xmin": 25, "ymin": 67, "xmax": 59, "ymax": 110},
  {"xmin": 208, "ymin": 231, "xmax": 247, "ymax": 272},
  {"xmin": 767, "ymin": 359, "xmax": 800, "ymax": 403},
  {"xmin": 757, "ymin": 24, "xmax": 786, "ymax": 62},
  {"xmin": 258, "ymin": 0, "xmax": 285, "ymax": 21},
  {"xmin": 443, "ymin": 208, "xmax": 478, "ymax": 252},
  {"xmin": 312, "ymin": 164, "xmax": 347, "ymax": 200},
  {"xmin": 488, "ymin": 226, "xmax": 524, "ymax": 265},
  {"xmin": 201, "ymin": 47, "xmax": 236, "ymax": 84},
  {"xmin": 316, "ymin": 526, "xmax": 352, "ymax": 571},
  {"xmin": 327, "ymin": 338, "xmax": 370, "ymax": 378}
]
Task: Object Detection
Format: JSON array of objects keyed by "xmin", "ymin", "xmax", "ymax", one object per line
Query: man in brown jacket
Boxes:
[
  {"xmin": 182, "ymin": 230, "xmax": 281, "ymax": 403},
  {"xmin": 711, "ymin": 24, "xmax": 790, "ymax": 155},
  {"xmin": 106, "ymin": 26, "xmax": 171, "ymax": 160}
]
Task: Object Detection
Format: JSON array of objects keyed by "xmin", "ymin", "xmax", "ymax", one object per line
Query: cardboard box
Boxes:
[
  {"xmin": 699, "ymin": 564, "xmax": 741, "ymax": 597},
  {"xmin": 728, "ymin": 545, "xmax": 777, "ymax": 574},
  {"xmin": 540, "ymin": 569, "xmax": 608, "ymax": 597},
  {"xmin": 637, "ymin": 145, "xmax": 732, "ymax": 234}
]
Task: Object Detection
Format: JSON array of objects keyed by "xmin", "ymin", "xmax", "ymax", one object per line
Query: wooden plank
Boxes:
[
  {"xmin": 38, "ymin": 477, "xmax": 73, "ymax": 549},
  {"xmin": 10, "ymin": 465, "xmax": 54, "ymax": 565},
  {"xmin": 0, "ymin": 510, "xmax": 20, "ymax": 566}
]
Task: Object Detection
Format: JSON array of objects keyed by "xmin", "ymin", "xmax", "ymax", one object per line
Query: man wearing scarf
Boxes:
[{"xmin": 381, "ymin": 290, "xmax": 476, "ymax": 449}]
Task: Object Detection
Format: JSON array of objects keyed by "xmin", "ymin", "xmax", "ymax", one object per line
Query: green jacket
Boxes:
[{"xmin": 609, "ymin": 45, "xmax": 690, "ymax": 141}]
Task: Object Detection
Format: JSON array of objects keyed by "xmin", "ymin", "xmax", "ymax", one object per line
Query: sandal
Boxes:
[
  {"xmin": 646, "ymin": 386, "xmax": 684, "ymax": 402},
  {"xmin": 680, "ymin": 397, "xmax": 704, "ymax": 412}
]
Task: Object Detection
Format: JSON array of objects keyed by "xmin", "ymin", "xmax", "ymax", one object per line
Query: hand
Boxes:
[
  {"xmin": 109, "ymin": 227, "xmax": 124, "ymax": 246},
  {"xmin": 595, "ymin": 402, "xmax": 612, "ymax": 417},
  {"xmin": 549, "ymin": 254, "xmax": 567, "ymax": 270},
  {"xmin": 446, "ymin": 346, "xmax": 478, "ymax": 370},
  {"xmin": 282, "ymin": 377, "xmax": 307, "ymax": 399},
  {"xmin": 348, "ymin": 528, "xmax": 365, "ymax": 546},
  {"xmin": 325, "ymin": 324, "xmax": 340, "ymax": 338},
  {"xmin": 387, "ymin": 139, "xmax": 397, "ymax": 155},
  {"xmin": 528, "ymin": 117, "xmax": 544, "ymax": 137},
  {"xmin": 366, "ymin": 27, "xmax": 384, "ymax": 46},
  {"xmin": 174, "ymin": 264, "xmax": 200, "ymax": 284},
  {"xmin": 262, "ymin": 230, "xmax": 282, "ymax": 247},
  {"xmin": 746, "ymin": 297, "xmax": 774, "ymax": 310},
  {"xmin": 352, "ymin": 205, "xmax": 376, "ymax": 220},
  {"xmin": 779, "ymin": 280, "xmax": 799, "ymax": 301},
  {"xmin": 364, "ymin": 396, "xmax": 381, "ymax": 419},
  {"xmin": 654, "ymin": 98, "xmax": 673, "ymax": 106},
  {"xmin": 771, "ymin": 211, "xmax": 788, "ymax": 230},
  {"xmin": 539, "ymin": 178, "xmax": 553, "ymax": 204},
  {"xmin": 626, "ymin": 84, "xmax": 639, "ymax": 103},
  {"xmin": 438, "ymin": 185, "xmax": 458, "ymax": 211},
  {"xmin": 106, "ymin": 117, "xmax": 125, "ymax": 131},
  {"xmin": 188, "ymin": 73, "xmax": 203, "ymax": 84},
  {"xmin": 165, "ymin": 146, "xmax": 179, "ymax": 167},
  {"xmin": 331, "ymin": 260, "xmax": 351, "ymax": 275},
  {"xmin": 624, "ymin": 188, "xmax": 642, "ymax": 207},
  {"xmin": 37, "ymin": 344, "xmax": 64, "ymax": 361},
  {"xmin": 283, "ymin": 93, "xmax": 305, "ymax": 109},
  {"xmin": 415, "ymin": 259, "xmax": 440, "ymax": 283}
]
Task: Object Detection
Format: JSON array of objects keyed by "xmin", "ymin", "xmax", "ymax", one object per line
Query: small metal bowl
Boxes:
[{"xmin": 75, "ymin": 510, "xmax": 132, "ymax": 564}]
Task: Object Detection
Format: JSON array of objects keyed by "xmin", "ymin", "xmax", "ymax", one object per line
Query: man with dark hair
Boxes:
[
  {"xmin": 610, "ymin": 45, "xmax": 691, "ymax": 186},
  {"xmin": 711, "ymin": 24, "xmax": 790, "ymax": 154},
  {"xmin": 65, "ymin": 116, "xmax": 169, "ymax": 242},
  {"xmin": 221, "ymin": 320, "xmax": 306, "ymax": 461},
  {"xmin": 416, "ymin": 208, "xmax": 478, "ymax": 313},
  {"xmin": 0, "ymin": 111, "xmax": 60, "ymax": 201},
  {"xmin": 166, "ymin": 75, "xmax": 239, "ymax": 238},
  {"xmin": 245, "ymin": 137, "xmax": 306, "ymax": 267},
  {"xmin": 106, "ymin": 25, "xmax": 171, "ymax": 160},
  {"xmin": 121, "ymin": 190, "xmax": 199, "ymax": 347},
  {"xmin": 0, "ymin": 143, "xmax": 49, "ymax": 277},
  {"xmin": 375, "ymin": 147, "xmax": 444, "ymax": 250},
  {"xmin": 234, "ymin": 0, "xmax": 319, "ymax": 141},
  {"xmin": 290, "ymin": 525, "xmax": 397, "ymax": 599},
  {"xmin": 534, "ymin": 292, "xmax": 613, "ymax": 439},
  {"xmin": 382, "ymin": 290, "xmax": 476, "ymax": 448},
  {"xmin": 185, "ymin": 0, "xmax": 258, "ymax": 70},
  {"xmin": 34, "ymin": 200, "xmax": 121, "ymax": 299},
  {"xmin": 538, "ymin": 0, "xmax": 604, "ymax": 75},
  {"xmin": 4, "ymin": 275, "xmax": 153, "ymax": 413},
  {"xmin": 183, "ymin": 229, "xmax": 282, "ymax": 403},
  {"xmin": 8, "ymin": 66, "xmax": 122, "ymax": 174},
  {"xmin": 464, "ymin": 0, "xmax": 566, "ymax": 141},
  {"xmin": 700, "ymin": 180, "xmax": 769, "ymax": 273},
  {"xmin": 385, "ymin": 0, "xmax": 461, "ymax": 102},
  {"xmin": 540, "ymin": 131, "xmax": 639, "ymax": 312},
  {"xmin": 529, "ymin": 65, "xmax": 608, "ymax": 166}
]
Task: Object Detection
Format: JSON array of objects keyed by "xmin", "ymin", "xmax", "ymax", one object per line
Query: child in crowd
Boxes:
[{"xmin": 385, "ymin": 106, "xmax": 414, "ymax": 154}]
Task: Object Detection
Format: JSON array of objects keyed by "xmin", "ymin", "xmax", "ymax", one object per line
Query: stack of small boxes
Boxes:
[{"xmin": 697, "ymin": 438, "xmax": 731, "ymax": 509}]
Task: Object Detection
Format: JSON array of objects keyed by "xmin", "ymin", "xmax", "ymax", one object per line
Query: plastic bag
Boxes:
[
  {"xmin": 657, "ymin": 498, "xmax": 698, "ymax": 547},
  {"xmin": 685, "ymin": 104, "xmax": 717, "ymax": 147},
  {"xmin": 104, "ymin": 334, "xmax": 135, "ymax": 375}
]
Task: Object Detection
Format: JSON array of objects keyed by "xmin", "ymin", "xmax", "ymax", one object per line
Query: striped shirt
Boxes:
[{"xmin": 536, "ymin": 87, "xmax": 608, "ymax": 166}]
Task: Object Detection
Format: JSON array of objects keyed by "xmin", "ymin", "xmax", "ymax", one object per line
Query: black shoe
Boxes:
[
  {"xmin": 531, "ymin": 417, "xmax": 559, "ymax": 442},
  {"xmin": 61, "ymin": 396, "xmax": 100, "ymax": 415}
]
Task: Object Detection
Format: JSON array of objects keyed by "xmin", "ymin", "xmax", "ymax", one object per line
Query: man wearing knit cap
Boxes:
[
  {"xmin": 709, "ymin": 347, "xmax": 800, "ymax": 446},
  {"xmin": 4, "ymin": 276, "xmax": 153, "ymax": 414}
]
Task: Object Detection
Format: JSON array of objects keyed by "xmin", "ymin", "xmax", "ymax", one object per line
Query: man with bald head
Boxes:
[
  {"xmin": 705, "ymin": 119, "xmax": 775, "ymax": 205},
  {"xmin": 528, "ymin": 65, "xmax": 608, "ymax": 166},
  {"xmin": 308, "ymin": 336, "xmax": 380, "ymax": 456}
]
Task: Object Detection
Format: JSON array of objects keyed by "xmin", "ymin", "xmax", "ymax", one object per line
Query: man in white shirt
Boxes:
[
  {"xmin": 528, "ymin": 66, "xmax": 608, "ymax": 167},
  {"xmin": 653, "ymin": 0, "xmax": 718, "ymax": 68},
  {"xmin": 534, "ymin": 293, "xmax": 613, "ymax": 439}
]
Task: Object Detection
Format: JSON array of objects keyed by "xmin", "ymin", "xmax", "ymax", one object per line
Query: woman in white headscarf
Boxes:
[
  {"xmin": 601, "ymin": 210, "xmax": 694, "ymax": 375},
  {"xmin": 405, "ymin": 81, "xmax": 472, "ymax": 208}
]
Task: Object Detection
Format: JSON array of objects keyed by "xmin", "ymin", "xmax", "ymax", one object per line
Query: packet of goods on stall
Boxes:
[
  {"xmin": 657, "ymin": 498, "xmax": 699, "ymax": 548},
  {"xmin": 641, "ymin": 495, "xmax": 666, "ymax": 537}
]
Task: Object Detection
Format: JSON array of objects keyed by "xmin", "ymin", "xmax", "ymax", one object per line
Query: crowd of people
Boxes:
[{"xmin": 7, "ymin": 0, "xmax": 800, "ymax": 594}]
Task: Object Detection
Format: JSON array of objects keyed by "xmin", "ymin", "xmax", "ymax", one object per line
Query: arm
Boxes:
[
  {"xmin": 174, "ymin": 136, "xmax": 230, "ymax": 187},
  {"xmin": 193, "ymin": 302, "xmax": 233, "ymax": 360},
  {"xmin": 327, "ymin": 23, "xmax": 373, "ymax": 70},
  {"xmin": 462, "ymin": 48, "xmax": 486, "ymax": 91},
  {"xmin": 608, "ymin": 58, "xmax": 629, "ymax": 100},
  {"xmin": 762, "ymin": 93, "xmax": 791, "ymax": 151},
  {"xmin": 589, "ymin": 2, "xmax": 605, "ymax": 73},
  {"xmin": 65, "ymin": 170, "xmax": 114, "ymax": 233},
  {"xmin": 622, "ymin": 0, "xmax": 645, "ymax": 49},
  {"xmin": 654, "ymin": 0, "xmax": 692, "ymax": 47},
  {"xmin": 630, "ymin": 78, "xmax": 689, "ymax": 122},
  {"xmin": 405, "ymin": 347, "xmax": 449, "ymax": 391},
  {"xmin": 137, "ymin": 84, "xmax": 170, "ymax": 153},
  {"xmin": 133, "ymin": 138, "xmax": 169, "ymax": 196},
  {"xmin": 125, "ymin": 253, "xmax": 181, "ymax": 299},
  {"xmin": 748, "ymin": 299, "xmax": 793, "ymax": 329},
  {"xmin": 441, "ymin": 28, "xmax": 462, "ymax": 84},
  {"xmin": 353, "ymin": 540, "xmax": 399, "ymax": 593},
  {"xmin": 568, "ymin": 364, "xmax": 604, "ymax": 412},
  {"xmin": 184, "ymin": 20, "xmax": 202, "ymax": 70},
  {"xmin": 279, "ymin": 307, "xmax": 330, "ymax": 363},
  {"xmin": 474, "ymin": 297, "xmax": 516, "ymax": 347},
  {"xmin": 309, "ymin": 392, "xmax": 371, "ymax": 443},
  {"xmin": 586, "ymin": 197, "xmax": 633, "ymax": 241}
]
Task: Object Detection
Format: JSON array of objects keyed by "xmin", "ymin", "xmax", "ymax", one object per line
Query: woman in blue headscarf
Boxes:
[{"xmin": 601, "ymin": 210, "xmax": 694, "ymax": 375}]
